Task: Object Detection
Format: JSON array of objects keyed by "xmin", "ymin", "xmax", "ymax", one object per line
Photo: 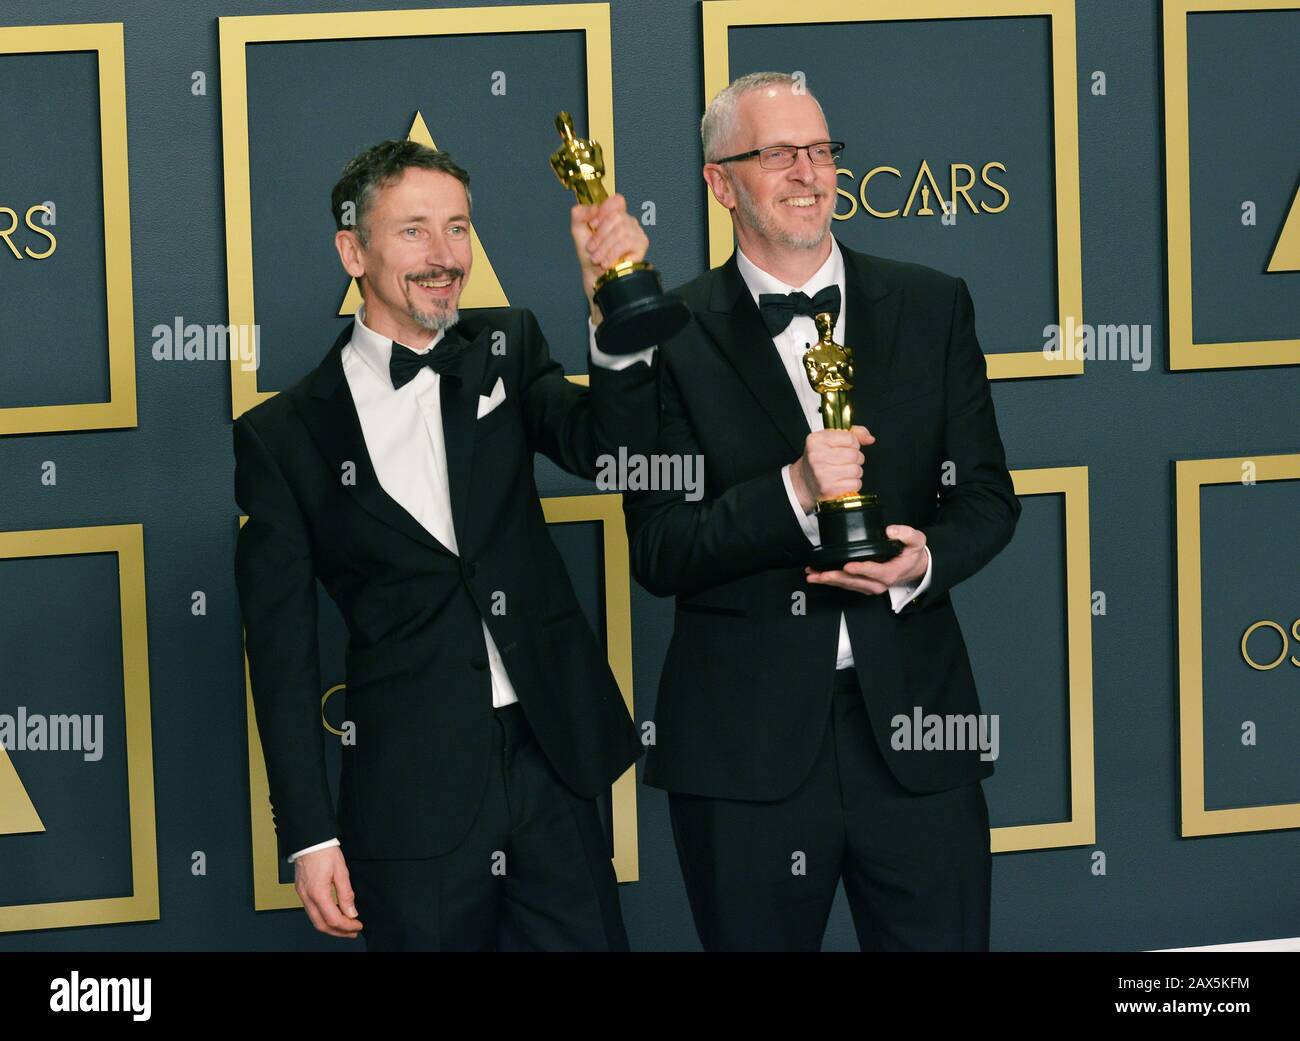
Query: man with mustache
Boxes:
[
  {"xmin": 625, "ymin": 72, "xmax": 1020, "ymax": 950},
  {"xmin": 234, "ymin": 138, "xmax": 657, "ymax": 950}
]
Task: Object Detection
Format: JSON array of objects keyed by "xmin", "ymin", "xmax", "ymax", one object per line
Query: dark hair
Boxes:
[{"xmin": 330, "ymin": 139, "xmax": 472, "ymax": 247}]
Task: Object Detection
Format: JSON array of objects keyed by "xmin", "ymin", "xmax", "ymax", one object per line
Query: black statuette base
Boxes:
[
  {"xmin": 593, "ymin": 266, "xmax": 691, "ymax": 354},
  {"xmin": 810, "ymin": 497, "xmax": 903, "ymax": 570}
]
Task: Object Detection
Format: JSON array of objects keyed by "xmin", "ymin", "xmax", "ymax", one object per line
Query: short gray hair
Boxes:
[{"xmin": 700, "ymin": 71, "xmax": 826, "ymax": 163}]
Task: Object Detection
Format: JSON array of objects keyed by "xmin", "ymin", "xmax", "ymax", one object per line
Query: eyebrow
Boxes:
[{"xmin": 396, "ymin": 214, "xmax": 470, "ymax": 225}]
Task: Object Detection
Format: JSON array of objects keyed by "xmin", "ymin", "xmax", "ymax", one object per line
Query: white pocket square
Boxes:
[{"xmin": 477, "ymin": 376, "xmax": 506, "ymax": 419}]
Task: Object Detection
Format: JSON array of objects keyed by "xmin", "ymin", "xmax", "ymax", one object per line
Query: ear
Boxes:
[
  {"xmin": 702, "ymin": 163, "xmax": 735, "ymax": 211},
  {"xmin": 335, "ymin": 229, "xmax": 366, "ymax": 279}
]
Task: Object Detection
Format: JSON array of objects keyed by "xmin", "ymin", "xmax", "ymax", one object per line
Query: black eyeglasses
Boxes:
[{"xmin": 712, "ymin": 141, "xmax": 845, "ymax": 170}]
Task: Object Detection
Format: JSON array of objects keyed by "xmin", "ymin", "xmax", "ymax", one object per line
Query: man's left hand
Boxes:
[
  {"xmin": 804, "ymin": 524, "xmax": 928, "ymax": 595},
  {"xmin": 570, "ymin": 193, "xmax": 649, "ymax": 323}
]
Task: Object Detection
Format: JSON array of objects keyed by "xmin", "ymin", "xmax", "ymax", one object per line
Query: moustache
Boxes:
[{"xmin": 408, "ymin": 267, "xmax": 465, "ymax": 283}]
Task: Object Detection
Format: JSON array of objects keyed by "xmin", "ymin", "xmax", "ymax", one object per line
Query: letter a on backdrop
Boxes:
[
  {"xmin": 1267, "ymin": 179, "xmax": 1299, "ymax": 272},
  {"xmin": 0, "ymin": 748, "xmax": 45, "ymax": 835}
]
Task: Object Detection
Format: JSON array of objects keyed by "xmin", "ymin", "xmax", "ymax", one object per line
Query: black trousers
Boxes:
[
  {"xmin": 347, "ymin": 703, "xmax": 629, "ymax": 951},
  {"xmin": 668, "ymin": 668, "xmax": 991, "ymax": 951}
]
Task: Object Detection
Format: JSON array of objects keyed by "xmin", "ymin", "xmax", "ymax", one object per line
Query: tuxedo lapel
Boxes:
[
  {"xmin": 437, "ymin": 324, "xmax": 490, "ymax": 552},
  {"xmin": 842, "ymin": 245, "xmax": 903, "ymax": 423},
  {"xmin": 840, "ymin": 245, "xmax": 903, "ymax": 499},
  {"xmin": 297, "ymin": 322, "xmax": 456, "ymax": 558},
  {"xmin": 695, "ymin": 254, "xmax": 810, "ymax": 457}
]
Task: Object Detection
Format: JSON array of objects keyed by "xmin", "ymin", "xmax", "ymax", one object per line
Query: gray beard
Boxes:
[
  {"xmin": 410, "ymin": 304, "xmax": 459, "ymax": 334},
  {"xmin": 733, "ymin": 176, "xmax": 830, "ymax": 251}
]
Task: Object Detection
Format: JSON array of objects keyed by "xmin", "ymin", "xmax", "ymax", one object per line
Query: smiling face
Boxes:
[
  {"xmin": 334, "ymin": 166, "xmax": 473, "ymax": 347},
  {"xmin": 703, "ymin": 87, "xmax": 836, "ymax": 270}
]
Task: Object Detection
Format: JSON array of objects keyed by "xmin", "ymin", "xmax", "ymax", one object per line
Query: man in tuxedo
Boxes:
[
  {"xmin": 234, "ymin": 139, "xmax": 657, "ymax": 950},
  {"xmin": 624, "ymin": 72, "xmax": 1020, "ymax": 950}
]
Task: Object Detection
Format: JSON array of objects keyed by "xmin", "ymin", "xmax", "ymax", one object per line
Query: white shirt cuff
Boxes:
[
  {"xmin": 889, "ymin": 545, "xmax": 933, "ymax": 614},
  {"xmin": 288, "ymin": 837, "xmax": 339, "ymax": 863},
  {"xmin": 588, "ymin": 316, "xmax": 656, "ymax": 370},
  {"xmin": 781, "ymin": 464, "xmax": 820, "ymax": 544}
]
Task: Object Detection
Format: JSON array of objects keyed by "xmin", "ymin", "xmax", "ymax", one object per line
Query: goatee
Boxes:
[{"xmin": 411, "ymin": 304, "xmax": 459, "ymax": 334}]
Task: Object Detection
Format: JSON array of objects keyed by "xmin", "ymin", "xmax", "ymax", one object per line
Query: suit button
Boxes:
[
  {"xmin": 471, "ymin": 657, "xmax": 488, "ymax": 670},
  {"xmin": 466, "ymin": 561, "xmax": 479, "ymax": 578}
]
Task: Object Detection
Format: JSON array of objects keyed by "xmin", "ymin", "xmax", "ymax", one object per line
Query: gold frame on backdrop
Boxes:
[
  {"xmin": 219, "ymin": 3, "xmax": 615, "ymax": 420},
  {"xmin": 0, "ymin": 525, "xmax": 158, "ymax": 932},
  {"xmin": 993, "ymin": 466, "xmax": 1096, "ymax": 853},
  {"xmin": 1162, "ymin": 0, "xmax": 1300, "ymax": 370},
  {"xmin": 1174, "ymin": 453, "xmax": 1300, "ymax": 836},
  {"xmin": 540, "ymin": 493, "xmax": 639, "ymax": 882},
  {"xmin": 0, "ymin": 23, "xmax": 137, "ymax": 435},
  {"xmin": 244, "ymin": 492, "xmax": 638, "ymax": 911},
  {"xmin": 700, "ymin": 0, "xmax": 1084, "ymax": 381}
]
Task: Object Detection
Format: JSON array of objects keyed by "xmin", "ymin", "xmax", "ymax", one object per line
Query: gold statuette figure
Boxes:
[
  {"xmin": 803, "ymin": 312, "xmax": 902, "ymax": 565},
  {"xmin": 549, "ymin": 111, "xmax": 688, "ymax": 354}
]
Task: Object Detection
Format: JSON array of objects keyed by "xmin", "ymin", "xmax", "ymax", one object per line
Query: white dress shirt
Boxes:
[
  {"xmin": 734, "ymin": 239, "xmax": 933, "ymax": 671},
  {"xmin": 288, "ymin": 304, "xmax": 653, "ymax": 864}
]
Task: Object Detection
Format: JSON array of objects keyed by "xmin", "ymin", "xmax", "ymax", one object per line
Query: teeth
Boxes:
[
  {"xmin": 783, "ymin": 197, "xmax": 817, "ymax": 207},
  {"xmin": 415, "ymin": 278, "xmax": 453, "ymax": 288}
]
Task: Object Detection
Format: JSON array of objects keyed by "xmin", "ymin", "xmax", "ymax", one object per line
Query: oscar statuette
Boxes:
[
  {"xmin": 549, "ymin": 111, "xmax": 689, "ymax": 354},
  {"xmin": 803, "ymin": 312, "xmax": 903, "ymax": 567}
]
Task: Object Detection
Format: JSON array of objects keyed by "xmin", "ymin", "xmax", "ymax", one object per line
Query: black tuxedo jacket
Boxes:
[
  {"xmin": 624, "ymin": 241, "xmax": 1019, "ymax": 800},
  {"xmin": 234, "ymin": 307, "xmax": 654, "ymax": 861}
]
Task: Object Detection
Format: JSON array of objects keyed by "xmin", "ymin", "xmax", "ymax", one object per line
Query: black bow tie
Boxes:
[
  {"xmin": 388, "ymin": 329, "xmax": 472, "ymax": 390},
  {"xmin": 757, "ymin": 284, "xmax": 842, "ymax": 337}
]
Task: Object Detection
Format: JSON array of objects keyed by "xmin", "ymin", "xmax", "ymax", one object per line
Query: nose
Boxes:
[
  {"xmin": 788, "ymin": 147, "xmax": 817, "ymax": 182},
  {"xmin": 424, "ymin": 237, "xmax": 457, "ymax": 272}
]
